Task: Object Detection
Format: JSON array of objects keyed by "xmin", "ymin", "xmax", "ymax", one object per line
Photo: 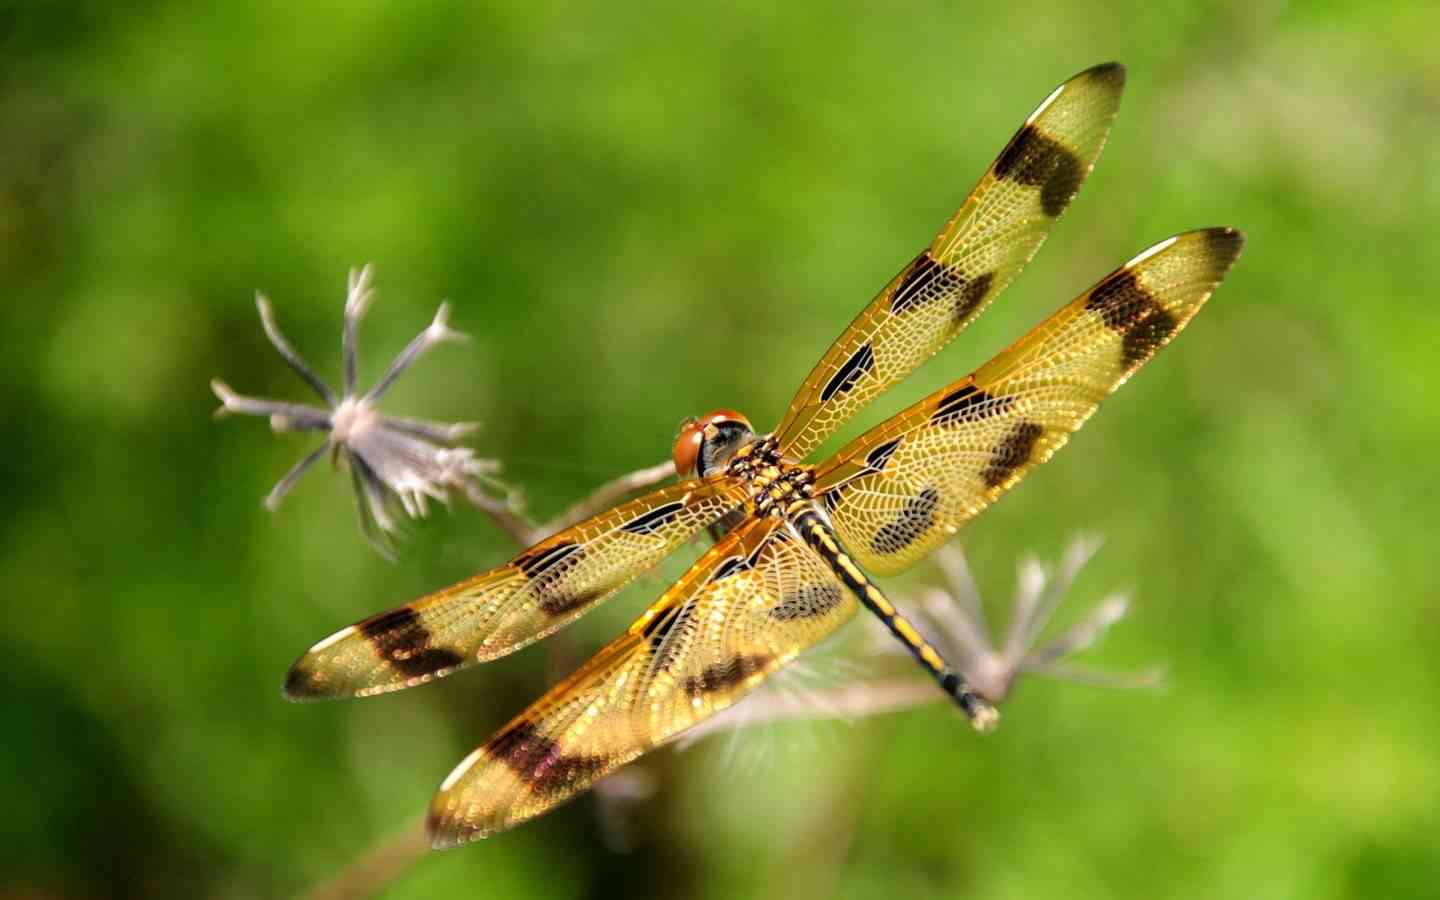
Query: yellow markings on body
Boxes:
[
  {"xmin": 836, "ymin": 555, "xmax": 862, "ymax": 580},
  {"xmin": 892, "ymin": 618, "xmax": 951, "ymax": 672},
  {"xmin": 807, "ymin": 523, "xmax": 834, "ymax": 550},
  {"xmin": 861, "ymin": 584, "xmax": 895, "ymax": 617},
  {"xmin": 918, "ymin": 645, "xmax": 946, "ymax": 672},
  {"xmin": 802, "ymin": 513, "xmax": 901, "ymax": 618},
  {"xmin": 891, "ymin": 616, "xmax": 924, "ymax": 648}
]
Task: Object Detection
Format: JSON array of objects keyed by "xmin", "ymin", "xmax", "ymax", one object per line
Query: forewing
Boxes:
[
  {"xmin": 284, "ymin": 479, "xmax": 743, "ymax": 699},
  {"xmin": 814, "ymin": 227, "xmax": 1244, "ymax": 575},
  {"xmin": 428, "ymin": 519, "xmax": 856, "ymax": 846},
  {"xmin": 772, "ymin": 62, "xmax": 1126, "ymax": 461}
]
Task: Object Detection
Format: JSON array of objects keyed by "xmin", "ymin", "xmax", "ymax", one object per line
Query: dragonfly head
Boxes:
[{"xmin": 673, "ymin": 409, "xmax": 755, "ymax": 478}]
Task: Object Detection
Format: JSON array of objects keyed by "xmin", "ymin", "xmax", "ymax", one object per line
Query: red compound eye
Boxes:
[
  {"xmin": 672, "ymin": 418, "xmax": 704, "ymax": 478},
  {"xmin": 672, "ymin": 409, "xmax": 751, "ymax": 478}
]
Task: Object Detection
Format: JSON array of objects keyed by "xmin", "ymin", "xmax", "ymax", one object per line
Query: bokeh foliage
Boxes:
[{"xmin": 3, "ymin": 1, "xmax": 1438, "ymax": 897}]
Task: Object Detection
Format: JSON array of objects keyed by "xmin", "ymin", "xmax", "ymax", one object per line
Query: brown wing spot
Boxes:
[
  {"xmin": 712, "ymin": 554, "xmax": 753, "ymax": 582},
  {"xmin": 823, "ymin": 487, "xmax": 844, "ymax": 513},
  {"xmin": 864, "ymin": 437, "xmax": 903, "ymax": 473},
  {"xmin": 358, "ymin": 608, "xmax": 465, "ymax": 678},
  {"xmin": 981, "ymin": 422, "xmax": 1044, "ymax": 488},
  {"xmin": 820, "ymin": 342, "xmax": 875, "ymax": 403},
  {"xmin": 953, "ymin": 271, "xmax": 994, "ymax": 322},
  {"xmin": 1085, "ymin": 269, "xmax": 1181, "ymax": 366},
  {"xmin": 871, "ymin": 486, "xmax": 941, "ymax": 556},
  {"xmin": 769, "ymin": 583, "xmax": 845, "ymax": 621},
  {"xmin": 1122, "ymin": 306, "xmax": 1178, "ymax": 367},
  {"xmin": 514, "ymin": 540, "xmax": 583, "ymax": 578},
  {"xmin": 682, "ymin": 653, "xmax": 771, "ymax": 697},
  {"xmin": 1085, "ymin": 269, "xmax": 1156, "ymax": 332},
  {"xmin": 513, "ymin": 541, "xmax": 595, "ymax": 616},
  {"xmin": 931, "ymin": 384, "xmax": 1015, "ymax": 428},
  {"xmin": 619, "ymin": 501, "xmax": 687, "ymax": 536},
  {"xmin": 993, "ymin": 125, "xmax": 1084, "ymax": 217},
  {"xmin": 536, "ymin": 589, "xmax": 600, "ymax": 617},
  {"xmin": 889, "ymin": 253, "xmax": 993, "ymax": 323},
  {"xmin": 889, "ymin": 253, "xmax": 959, "ymax": 314},
  {"xmin": 890, "ymin": 253, "xmax": 943, "ymax": 314},
  {"xmin": 485, "ymin": 721, "xmax": 608, "ymax": 798},
  {"xmin": 650, "ymin": 602, "xmax": 700, "ymax": 673}
]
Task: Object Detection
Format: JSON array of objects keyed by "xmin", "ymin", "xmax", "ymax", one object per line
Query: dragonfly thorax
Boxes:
[{"xmin": 720, "ymin": 436, "xmax": 815, "ymax": 517}]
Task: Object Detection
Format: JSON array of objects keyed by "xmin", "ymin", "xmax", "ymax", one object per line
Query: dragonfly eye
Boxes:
[{"xmin": 673, "ymin": 408, "xmax": 753, "ymax": 478}]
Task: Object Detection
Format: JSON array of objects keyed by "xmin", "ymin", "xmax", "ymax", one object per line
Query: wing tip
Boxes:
[
  {"xmin": 1124, "ymin": 226, "xmax": 1246, "ymax": 275},
  {"xmin": 1181, "ymin": 226, "xmax": 1246, "ymax": 283},
  {"xmin": 426, "ymin": 795, "xmax": 486, "ymax": 851},
  {"xmin": 1031, "ymin": 61, "xmax": 1126, "ymax": 126},
  {"xmin": 282, "ymin": 656, "xmax": 333, "ymax": 702},
  {"xmin": 1201, "ymin": 226, "xmax": 1246, "ymax": 267},
  {"xmin": 426, "ymin": 745, "xmax": 500, "ymax": 849},
  {"xmin": 426, "ymin": 812, "xmax": 461, "ymax": 851},
  {"xmin": 1079, "ymin": 61, "xmax": 1127, "ymax": 91}
]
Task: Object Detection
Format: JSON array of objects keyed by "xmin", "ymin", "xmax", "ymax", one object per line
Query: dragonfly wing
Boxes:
[
  {"xmin": 285, "ymin": 479, "xmax": 744, "ymax": 699},
  {"xmin": 428, "ymin": 517, "xmax": 856, "ymax": 846},
  {"xmin": 814, "ymin": 227, "xmax": 1244, "ymax": 575},
  {"xmin": 772, "ymin": 62, "xmax": 1126, "ymax": 460}
]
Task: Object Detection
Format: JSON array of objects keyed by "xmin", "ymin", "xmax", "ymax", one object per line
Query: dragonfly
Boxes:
[{"xmin": 285, "ymin": 61, "xmax": 1243, "ymax": 848}]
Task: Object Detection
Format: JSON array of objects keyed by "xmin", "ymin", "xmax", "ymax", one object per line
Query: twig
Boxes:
[
  {"xmin": 458, "ymin": 481, "xmax": 540, "ymax": 547},
  {"xmin": 462, "ymin": 459, "xmax": 675, "ymax": 547},
  {"xmin": 676, "ymin": 679, "xmax": 938, "ymax": 747},
  {"xmin": 543, "ymin": 460, "xmax": 677, "ymax": 537},
  {"xmin": 301, "ymin": 816, "xmax": 428, "ymax": 900}
]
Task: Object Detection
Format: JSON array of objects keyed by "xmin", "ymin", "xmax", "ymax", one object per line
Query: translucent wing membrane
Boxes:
[
  {"xmin": 814, "ymin": 228, "xmax": 1244, "ymax": 575},
  {"xmin": 772, "ymin": 62, "xmax": 1126, "ymax": 461},
  {"xmin": 284, "ymin": 480, "xmax": 743, "ymax": 699},
  {"xmin": 428, "ymin": 519, "xmax": 857, "ymax": 846}
]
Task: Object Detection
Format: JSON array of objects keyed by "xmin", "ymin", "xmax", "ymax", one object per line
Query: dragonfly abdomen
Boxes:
[{"xmin": 788, "ymin": 505, "xmax": 999, "ymax": 731}]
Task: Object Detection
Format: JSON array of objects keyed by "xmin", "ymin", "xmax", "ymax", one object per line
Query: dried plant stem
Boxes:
[
  {"xmin": 544, "ymin": 460, "xmax": 677, "ymax": 537},
  {"xmin": 768, "ymin": 741, "xmax": 874, "ymax": 900},
  {"xmin": 459, "ymin": 482, "xmax": 542, "ymax": 546},
  {"xmin": 679, "ymin": 679, "xmax": 939, "ymax": 746},
  {"xmin": 469, "ymin": 459, "xmax": 675, "ymax": 547},
  {"xmin": 302, "ymin": 816, "xmax": 428, "ymax": 900}
]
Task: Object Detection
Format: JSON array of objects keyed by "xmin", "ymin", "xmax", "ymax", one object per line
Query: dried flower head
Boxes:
[
  {"xmin": 876, "ymin": 537, "xmax": 1164, "ymax": 703},
  {"xmin": 211, "ymin": 265, "xmax": 512, "ymax": 553}
]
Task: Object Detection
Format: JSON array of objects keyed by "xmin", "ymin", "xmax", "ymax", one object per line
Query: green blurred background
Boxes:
[{"xmin": 5, "ymin": 1, "xmax": 1438, "ymax": 897}]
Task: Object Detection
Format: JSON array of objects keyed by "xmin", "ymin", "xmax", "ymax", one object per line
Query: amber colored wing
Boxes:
[
  {"xmin": 771, "ymin": 62, "xmax": 1126, "ymax": 461},
  {"xmin": 813, "ymin": 227, "xmax": 1244, "ymax": 575},
  {"xmin": 427, "ymin": 518, "xmax": 857, "ymax": 846},
  {"xmin": 284, "ymin": 479, "xmax": 744, "ymax": 700}
]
